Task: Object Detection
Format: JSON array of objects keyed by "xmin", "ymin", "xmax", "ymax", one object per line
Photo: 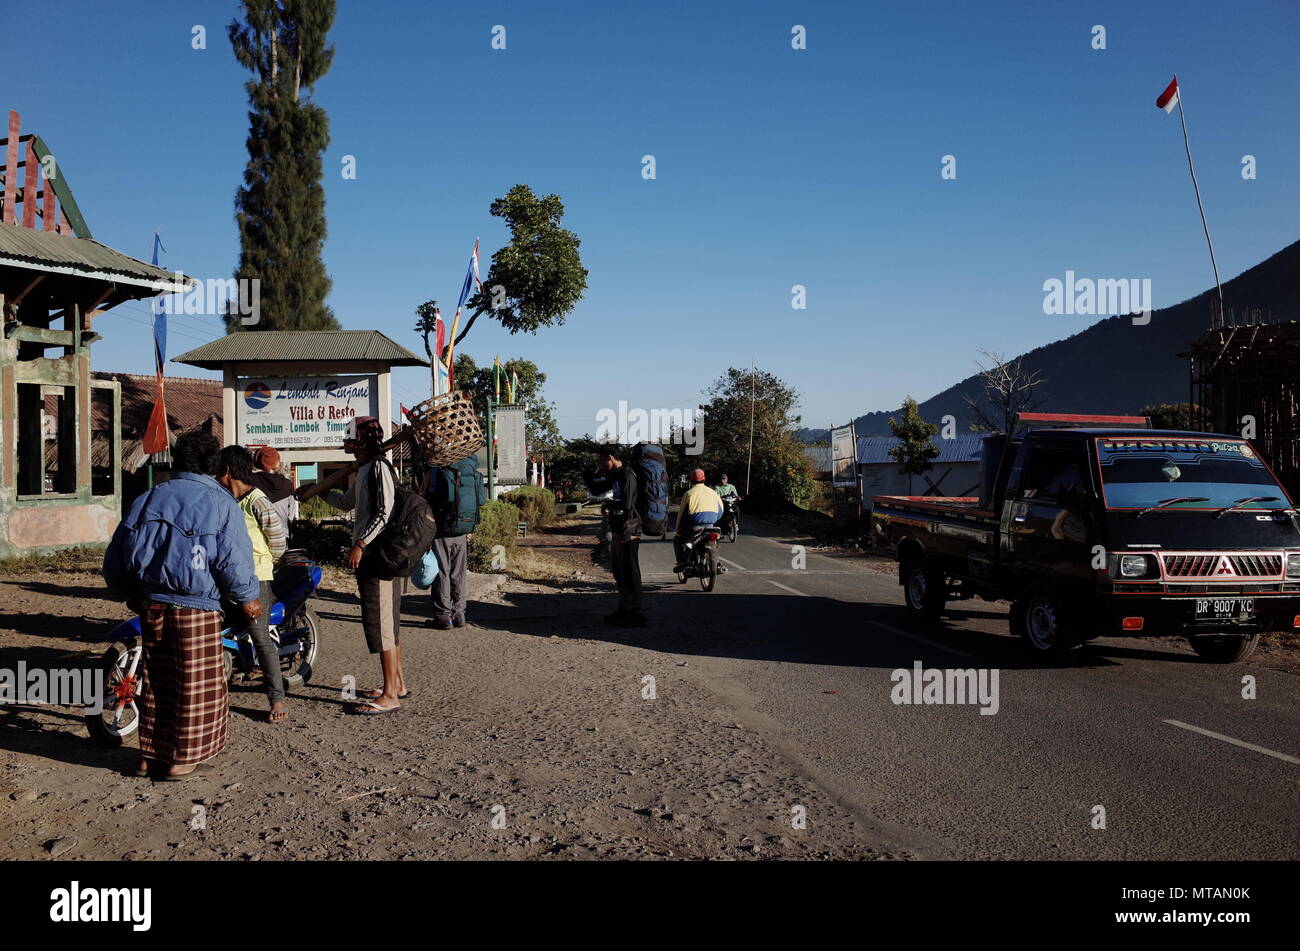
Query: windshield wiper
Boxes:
[
  {"xmin": 1214, "ymin": 496, "xmax": 1280, "ymax": 518},
  {"xmin": 1134, "ymin": 496, "xmax": 1210, "ymax": 518}
]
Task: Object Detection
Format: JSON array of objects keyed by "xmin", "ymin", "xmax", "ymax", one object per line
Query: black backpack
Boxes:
[
  {"xmin": 629, "ymin": 443, "xmax": 669, "ymax": 536},
  {"xmin": 366, "ymin": 458, "xmax": 436, "ymax": 578}
]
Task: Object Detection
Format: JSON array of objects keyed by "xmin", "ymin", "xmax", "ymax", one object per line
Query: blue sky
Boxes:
[{"xmin": 6, "ymin": 0, "xmax": 1297, "ymax": 436}]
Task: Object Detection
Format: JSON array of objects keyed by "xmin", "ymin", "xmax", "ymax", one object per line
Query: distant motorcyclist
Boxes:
[
  {"xmin": 673, "ymin": 469, "xmax": 724, "ymax": 572},
  {"xmin": 713, "ymin": 473, "xmax": 739, "ymax": 501}
]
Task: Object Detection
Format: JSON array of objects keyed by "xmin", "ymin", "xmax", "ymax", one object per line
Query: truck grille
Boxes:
[{"xmin": 1161, "ymin": 553, "xmax": 1283, "ymax": 578}]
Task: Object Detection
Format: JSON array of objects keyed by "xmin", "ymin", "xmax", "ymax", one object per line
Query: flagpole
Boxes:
[{"xmin": 1173, "ymin": 75, "xmax": 1225, "ymax": 328}]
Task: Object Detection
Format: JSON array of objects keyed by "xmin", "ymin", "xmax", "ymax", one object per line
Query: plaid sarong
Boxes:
[{"xmin": 138, "ymin": 604, "xmax": 228, "ymax": 767}]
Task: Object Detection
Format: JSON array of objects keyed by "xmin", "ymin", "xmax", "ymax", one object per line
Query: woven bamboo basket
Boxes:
[{"xmin": 405, "ymin": 391, "xmax": 485, "ymax": 466}]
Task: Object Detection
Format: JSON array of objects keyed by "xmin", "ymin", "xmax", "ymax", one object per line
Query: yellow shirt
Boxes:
[{"xmin": 237, "ymin": 487, "xmax": 276, "ymax": 581}]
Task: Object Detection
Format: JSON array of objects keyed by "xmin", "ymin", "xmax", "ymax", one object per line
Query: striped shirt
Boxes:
[{"xmin": 327, "ymin": 457, "xmax": 394, "ymax": 547}]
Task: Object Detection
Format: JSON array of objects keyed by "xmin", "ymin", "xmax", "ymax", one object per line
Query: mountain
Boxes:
[{"xmin": 851, "ymin": 241, "xmax": 1300, "ymax": 435}]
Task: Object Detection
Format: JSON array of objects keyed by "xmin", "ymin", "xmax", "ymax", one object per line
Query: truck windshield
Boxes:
[{"xmin": 1095, "ymin": 437, "xmax": 1292, "ymax": 511}]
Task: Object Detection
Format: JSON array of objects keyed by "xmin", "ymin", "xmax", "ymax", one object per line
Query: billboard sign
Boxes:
[
  {"xmin": 235, "ymin": 375, "xmax": 378, "ymax": 449},
  {"xmin": 831, "ymin": 424, "xmax": 856, "ymax": 487},
  {"xmin": 494, "ymin": 404, "xmax": 528, "ymax": 485}
]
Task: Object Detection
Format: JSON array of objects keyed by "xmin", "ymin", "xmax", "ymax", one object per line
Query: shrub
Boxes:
[
  {"xmin": 500, "ymin": 485, "xmax": 556, "ymax": 531},
  {"xmin": 469, "ymin": 500, "xmax": 519, "ymax": 572},
  {"xmin": 289, "ymin": 519, "xmax": 354, "ymax": 566}
]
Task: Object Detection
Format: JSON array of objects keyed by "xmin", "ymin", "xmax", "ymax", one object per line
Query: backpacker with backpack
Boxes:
[
  {"xmin": 365, "ymin": 458, "xmax": 437, "ymax": 578},
  {"xmin": 629, "ymin": 443, "xmax": 669, "ymax": 536},
  {"xmin": 428, "ymin": 453, "xmax": 484, "ymax": 537}
]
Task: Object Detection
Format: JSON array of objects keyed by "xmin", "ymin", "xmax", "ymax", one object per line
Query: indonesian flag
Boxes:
[{"xmin": 1156, "ymin": 76, "xmax": 1179, "ymax": 113}]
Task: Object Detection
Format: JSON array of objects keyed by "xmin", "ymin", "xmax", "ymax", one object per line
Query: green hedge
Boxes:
[
  {"xmin": 469, "ymin": 500, "xmax": 519, "ymax": 572},
  {"xmin": 289, "ymin": 519, "xmax": 353, "ymax": 566},
  {"xmin": 500, "ymin": 485, "xmax": 556, "ymax": 531}
]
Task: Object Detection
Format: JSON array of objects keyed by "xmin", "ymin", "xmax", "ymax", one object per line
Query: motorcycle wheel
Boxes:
[
  {"xmin": 85, "ymin": 642, "xmax": 142, "ymax": 747},
  {"xmin": 281, "ymin": 607, "xmax": 321, "ymax": 686},
  {"xmin": 700, "ymin": 549, "xmax": 717, "ymax": 592},
  {"xmin": 675, "ymin": 570, "xmax": 687, "ymax": 584},
  {"xmin": 727, "ymin": 520, "xmax": 738, "ymax": 543}
]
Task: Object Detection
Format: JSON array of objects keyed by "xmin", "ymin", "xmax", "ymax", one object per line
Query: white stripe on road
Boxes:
[
  {"xmin": 766, "ymin": 579, "xmax": 808, "ymax": 596},
  {"xmin": 719, "ymin": 557, "xmax": 747, "ymax": 571},
  {"xmin": 867, "ymin": 620, "xmax": 973, "ymax": 658},
  {"xmin": 1162, "ymin": 719, "xmax": 1300, "ymax": 766}
]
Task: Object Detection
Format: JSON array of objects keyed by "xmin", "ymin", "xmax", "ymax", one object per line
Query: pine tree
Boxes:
[
  {"xmin": 888, "ymin": 397, "xmax": 940, "ymax": 494},
  {"xmin": 227, "ymin": 0, "xmax": 338, "ymax": 332}
]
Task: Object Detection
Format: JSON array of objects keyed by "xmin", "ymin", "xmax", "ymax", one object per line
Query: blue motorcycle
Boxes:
[{"xmin": 85, "ymin": 552, "xmax": 323, "ymax": 746}]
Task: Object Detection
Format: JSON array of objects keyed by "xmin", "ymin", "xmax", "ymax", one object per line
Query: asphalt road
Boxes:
[{"xmin": 636, "ymin": 514, "xmax": 1298, "ymax": 860}]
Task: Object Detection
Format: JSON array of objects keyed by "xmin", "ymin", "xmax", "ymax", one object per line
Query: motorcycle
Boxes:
[
  {"xmin": 85, "ymin": 551, "xmax": 323, "ymax": 746},
  {"xmin": 675, "ymin": 526, "xmax": 726, "ymax": 592},
  {"xmin": 718, "ymin": 496, "xmax": 740, "ymax": 543}
]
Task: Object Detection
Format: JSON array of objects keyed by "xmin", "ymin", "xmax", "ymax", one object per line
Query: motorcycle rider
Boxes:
[
  {"xmin": 713, "ymin": 473, "xmax": 739, "ymax": 501},
  {"xmin": 673, "ymin": 469, "xmax": 724, "ymax": 572}
]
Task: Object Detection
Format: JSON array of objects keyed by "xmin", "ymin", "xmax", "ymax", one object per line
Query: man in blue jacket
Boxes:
[{"xmin": 104, "ymin": 432, "xmax": 261, "ymax": 780}]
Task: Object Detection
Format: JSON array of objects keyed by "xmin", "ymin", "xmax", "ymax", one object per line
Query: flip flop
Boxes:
[
  {"xmin": 358, "ymin": 688, "xmax": 413, "ymax": 700},
  {"xmin": 160, "ymin": 762, "xmax": 215, "ymax": 782},
  {"xmin": 350, "ymin": 700, "xmax": 400, "ymax": 716}
]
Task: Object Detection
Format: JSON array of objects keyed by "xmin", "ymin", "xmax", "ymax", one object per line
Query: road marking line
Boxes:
[
  {"xmin": 867, "ymin": 621, "xmax": 974, "ymax": 658},
  {"xmin": 1162, "ymin": 719, "xmax": 1300, "ymax": 766},
  {"xmin": 719, "ymin": 557, "xmax": 747, "ymax": 571},
  {"xmin": 766, "ymin": 579, "xmax": 807, "ymax": 596}
]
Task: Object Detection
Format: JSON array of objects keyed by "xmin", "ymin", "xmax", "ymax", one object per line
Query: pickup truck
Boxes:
[{"xmin": 871, "ymin": 413, "xmax": 1300, "ymax": 662}]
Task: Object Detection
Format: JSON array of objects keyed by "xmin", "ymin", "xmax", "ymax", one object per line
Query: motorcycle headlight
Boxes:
[
  {"xmin": 1287, "ymin": 553, "xmax": 1300, "ymax": 579},
  {"xmin": 1119, "ymin": 554, "xmax": 1155, "ymax": 578}
]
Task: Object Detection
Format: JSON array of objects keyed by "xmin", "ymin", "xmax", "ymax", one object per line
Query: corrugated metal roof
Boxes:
[
  {"xmin": 803, "ymin": 445, "xmax": 833, "ymax": 472},
  {"xmin": 173, "ymin": 330, "xmax": 429, "ymax": 368},
  {"xmin": 0, "ymin": 222, "xmax": 191, "ymax": 291},
  {"xmin": 857, "ymin": 433, "xmax": 985, "ymax": 465}
]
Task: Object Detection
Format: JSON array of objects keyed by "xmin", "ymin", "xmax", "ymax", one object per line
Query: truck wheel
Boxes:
[
  {"xmin": 903, "ymin": 562, "xmax": 946, "ymax": 620},
  {"xmin": 1189, "ymin": 633, "xmax": 1260, "ymax": 664},
  {"xmin": 1014, "ymin": 591, "xmax": 1078, "ymax": 659}
]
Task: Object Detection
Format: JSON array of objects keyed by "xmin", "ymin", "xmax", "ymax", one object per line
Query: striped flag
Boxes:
[
  {"xmin": 141, "ymin": 232, "xmax": 169, "ymax": 455},
  {"xmin": 1156, "ymin": 76, "xmax": 1179, "ymax": 113}
]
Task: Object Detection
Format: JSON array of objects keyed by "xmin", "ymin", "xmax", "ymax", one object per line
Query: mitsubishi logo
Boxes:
[{"xmin": 1215, "ymin": 556, "xmax": 1236, "ymax": 576}]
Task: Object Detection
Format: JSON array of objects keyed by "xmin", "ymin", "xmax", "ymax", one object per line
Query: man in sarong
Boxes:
[{"xmin": 104, "ymin": 432, "xmax": 261, "ymax": 780}]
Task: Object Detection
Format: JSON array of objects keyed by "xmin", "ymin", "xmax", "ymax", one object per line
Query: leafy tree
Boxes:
[
  {"xmin": 888, "ymin": 397, "xmax": 939, "ymax": 494},
  {"xmin": 450, "ymin": 185, "xmax": 588, "ymax": 347},
  {"xmin": 1139, "ymin": 402, "xmax": 1203, "ymax": 431},
  {"xmin": 453, "ymin": 353, "xmax": 562, "ymax": 452},
  {"xmin": 963, "ymin": 349, "xmax": 1045, "ymax": 433},
  {"xmin": 228, "ymin": 0, "xmax": 338, "ymax": 332},
  {"xmin": 681, "ymin": 367, "xmax": 813, "ymax": 509},
  {"xmin": 546, "ymin": 435, "xmax": 608, "ymax": 498}
]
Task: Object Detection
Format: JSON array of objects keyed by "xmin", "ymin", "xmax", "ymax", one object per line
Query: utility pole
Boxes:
[{"xmin": 745, "ymin": 361, "xmax": 755, "ymax": 496}]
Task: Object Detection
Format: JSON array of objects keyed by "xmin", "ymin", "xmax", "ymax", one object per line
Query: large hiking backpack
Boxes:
[
  {"xmin": 630, "ymin": 443, "xmax": 669, "ymax": 536},
  {"xmin": 429, "ymin": 454, "xmax": 484, "ymax": 537},
  {"xmin": 366, "ymin": 459, "xmax": 436, "ymax": 578}
]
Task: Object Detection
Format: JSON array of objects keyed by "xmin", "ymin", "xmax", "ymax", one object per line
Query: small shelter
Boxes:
[
  {"xmin": 0, "ymin": 110, "xmax": 191, "ymax": 557},
  {"xmin": 172, "ymin": 330, "xmax": 427, "ymax": 490}
]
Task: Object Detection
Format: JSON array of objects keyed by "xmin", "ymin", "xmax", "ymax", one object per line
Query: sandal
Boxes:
[
  {"xmin": 350, "ymin": 700, "xmax": 400, "ymax": 716},
  {"xmin": 358, "ymin": 688, "xmax": 412, "ymax": 701},
  {"xmin": 268, "ymin": 704, "xmax": 289, "ymax": 723}
]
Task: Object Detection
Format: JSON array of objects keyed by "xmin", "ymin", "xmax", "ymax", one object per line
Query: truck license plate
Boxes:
[{"xmin": 1195, "ymin": 597, "xmax": 1255, "ymax": 619}]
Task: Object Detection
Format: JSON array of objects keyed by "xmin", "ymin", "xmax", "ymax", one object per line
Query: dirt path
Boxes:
[{"xmin": 0, "ymin": 551, "xmax": 912, "ymax": 860}]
